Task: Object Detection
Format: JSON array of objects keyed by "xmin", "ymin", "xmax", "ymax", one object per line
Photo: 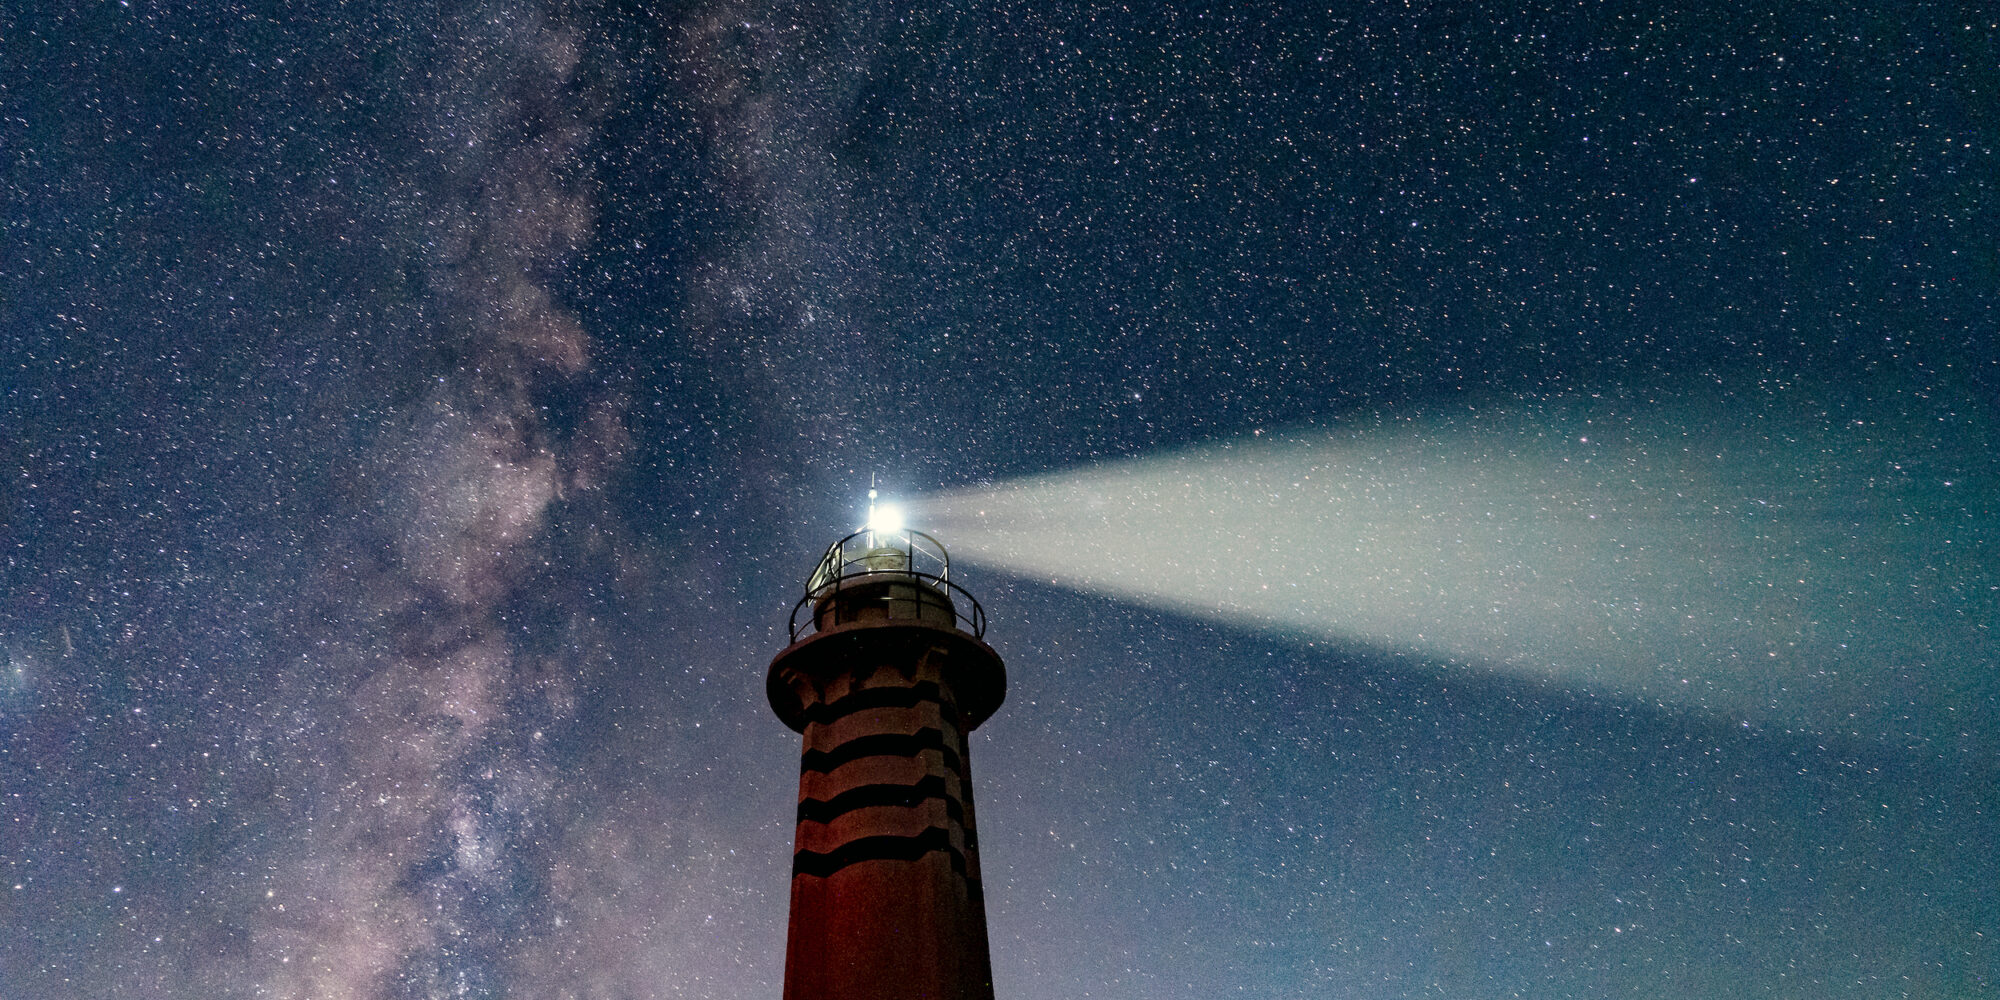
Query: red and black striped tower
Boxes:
[{"xmin": 767, "ymin": 516, "xmax": 1006, "ymax": 1000}]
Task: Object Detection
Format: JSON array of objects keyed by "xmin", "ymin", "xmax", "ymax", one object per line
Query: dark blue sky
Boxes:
[{"xmin": 3, "ymin": 1, "xmax": 1994, "ymax": 997}]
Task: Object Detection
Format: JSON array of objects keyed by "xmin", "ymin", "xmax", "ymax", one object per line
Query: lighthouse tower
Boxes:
[{"xmin": 766, "ymin": 502, "xmax": 1006, "ymax": 1000}]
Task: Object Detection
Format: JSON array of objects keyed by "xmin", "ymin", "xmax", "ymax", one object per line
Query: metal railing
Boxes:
[
  {"xmin": 787, "ymin": 528, "xmax": 989, "ymax": 641},
  {"xmin": 805, "ymin": 527, "xmax": 952, "ymax": 591}
]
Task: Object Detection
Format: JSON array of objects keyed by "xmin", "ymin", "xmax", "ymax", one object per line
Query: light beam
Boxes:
[{"xmin": 913, "ymin": 387, "xmax": 1997, "ymax": 745}]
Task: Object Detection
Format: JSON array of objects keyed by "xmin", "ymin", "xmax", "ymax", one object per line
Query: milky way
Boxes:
[
  {"xmin": 9, "ymin": 1, "xmax": 641, "ymax": 995},
  {"xmin": 229, "ymin": 5, "xmax": 629, "ymax": 996},
  {"xmin": 4, "ymin": 1, "xmax": 1994, "ymax": 998}
]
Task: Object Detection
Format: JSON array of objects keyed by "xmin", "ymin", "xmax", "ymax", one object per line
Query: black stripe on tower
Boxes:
[
  {"xmin": 792, "ymin": 826, "xmax": 969, "ymax": 879},
  {"xmin": 799, "ymin": 681, "xmax": 950, "ymax": 727},
  {"xmin": 797, "ymin": 774, "xmax": 966, "ymax": 826},
  {"xmin": 801, "ymin": 728, "xmax": 962, "ymax": 775}
]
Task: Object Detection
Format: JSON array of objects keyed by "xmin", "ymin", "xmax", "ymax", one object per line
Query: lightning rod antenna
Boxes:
[{"xmin": 866, "ymin": 472, "xmax": 879, "ymax": 533}]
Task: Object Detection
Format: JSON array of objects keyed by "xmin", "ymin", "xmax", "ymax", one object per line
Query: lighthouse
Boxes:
[{"xmin": 766, "ymin": 500, "xmax": 1007, "ymax": 1000}]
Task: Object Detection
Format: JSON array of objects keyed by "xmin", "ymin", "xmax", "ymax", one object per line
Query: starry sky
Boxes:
[{"xmin": 2, "ymin": 1, "xmax": 1995, "ymax": 998}]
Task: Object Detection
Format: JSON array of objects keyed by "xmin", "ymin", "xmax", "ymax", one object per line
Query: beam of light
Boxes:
[{"xmin": 913, "ymin": 388, "xmax": 1998, "ymax": 745}]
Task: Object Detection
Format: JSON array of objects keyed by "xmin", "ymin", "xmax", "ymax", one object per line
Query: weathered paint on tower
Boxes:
[{"xmin": 768, "ymin": 527, "xmax": 1006, "ymax": 1000}]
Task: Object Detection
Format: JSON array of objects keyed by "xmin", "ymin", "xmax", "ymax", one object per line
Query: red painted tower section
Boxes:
[{"xmin": 768, "ymin": 526, "xmax": 1006, "ymax": 1000}]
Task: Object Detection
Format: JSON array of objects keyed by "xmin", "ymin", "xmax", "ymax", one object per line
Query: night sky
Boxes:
[{"xmin": 3, "ymin": 1, "xmax": 1995, "ymax": 998}]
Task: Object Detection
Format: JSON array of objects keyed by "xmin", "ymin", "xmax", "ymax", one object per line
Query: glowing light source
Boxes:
[{"xmin": 867, "ymin": 502, "xmax": 906, "ymax": 537}]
